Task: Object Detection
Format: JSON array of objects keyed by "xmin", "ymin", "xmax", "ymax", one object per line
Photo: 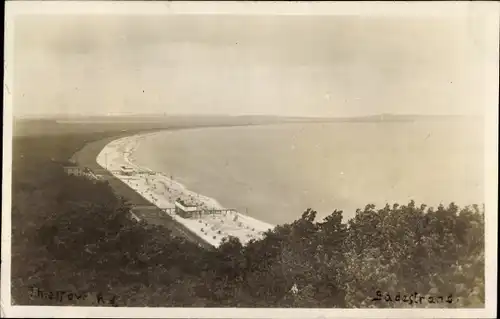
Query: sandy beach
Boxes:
[{"xmin": 96, "ymin": 132, "xmax": 275, "ymax": 247}]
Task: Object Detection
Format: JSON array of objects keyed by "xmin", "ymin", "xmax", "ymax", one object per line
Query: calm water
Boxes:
[{"xmin": 132, "ymin": 121, "xmax": 484, "ymax": 224}]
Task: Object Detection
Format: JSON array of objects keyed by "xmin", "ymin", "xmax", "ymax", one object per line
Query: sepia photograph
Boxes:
[{"xmin": 2, "ymin": 1, "xmax": 499, "ymax": 318}]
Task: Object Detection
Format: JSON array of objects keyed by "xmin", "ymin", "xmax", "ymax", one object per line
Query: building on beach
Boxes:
[
  {"xmin": 175, "ymin": 199, "xmax": 199, "ymax": 218},
  {"xmin": 120, "ymin": 166, "xmax": 134, "ymax": 176},
  {"xmin": 63, "ymin": 165, "xmax": 84, "ymax": 177},
  {"xmin": 63, "ymin": 165, "xmax": 101, "ymax": 180}
]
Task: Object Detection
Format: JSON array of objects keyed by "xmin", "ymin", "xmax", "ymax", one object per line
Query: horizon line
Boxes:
[{"xmin": 13, "ymin": 112, "xmax": 483, "ymax": 120}]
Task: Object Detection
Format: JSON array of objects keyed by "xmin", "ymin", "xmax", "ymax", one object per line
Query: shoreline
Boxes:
[
  {"xmin": 71, "ymin": 128, "xmax": 218, "ymax": 249},
  {"xmin": 77, "ymin": 128, "xmax": 275, "ymax": 248}
]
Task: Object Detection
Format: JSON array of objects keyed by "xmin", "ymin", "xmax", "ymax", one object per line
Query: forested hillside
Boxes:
[{"xmin": 10, "ymin": 132, "xmax": 485, "ymax": 307}]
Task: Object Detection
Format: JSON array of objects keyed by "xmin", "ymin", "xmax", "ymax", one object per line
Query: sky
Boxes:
[{"xmin": 12, "ymin": 13, "xmax": 497, "ymax": 118}]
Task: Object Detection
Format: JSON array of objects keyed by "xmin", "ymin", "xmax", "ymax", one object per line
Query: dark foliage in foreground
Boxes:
[{"xmin": 11, "ymin": 134, "xmax": 485, "ymax": 308}]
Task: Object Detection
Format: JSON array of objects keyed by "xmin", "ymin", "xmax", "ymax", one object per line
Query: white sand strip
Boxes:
[{"xmin": 96, "ymin": 132, "xmax": 274, "ymax": 247}]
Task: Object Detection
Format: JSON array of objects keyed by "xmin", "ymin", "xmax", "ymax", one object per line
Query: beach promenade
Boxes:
[{"xmin": 72, "ymin": 130, "xmax": 274, "ymax": 249}]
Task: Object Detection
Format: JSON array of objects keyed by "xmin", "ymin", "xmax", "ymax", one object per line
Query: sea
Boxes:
[{"xmin": 131, "ymin": 120, "xmax": 484, "ymax": 225}]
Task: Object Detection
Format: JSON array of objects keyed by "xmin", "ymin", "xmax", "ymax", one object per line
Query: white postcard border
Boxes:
[{"xmin": 2, "ymin": 1, "xmax": 499, "ymax": 318}]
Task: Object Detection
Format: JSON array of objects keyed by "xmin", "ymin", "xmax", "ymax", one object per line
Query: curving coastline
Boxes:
[{"xmin": 94, "ymin": 131, "xmax": 275, "ymax": 247}]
